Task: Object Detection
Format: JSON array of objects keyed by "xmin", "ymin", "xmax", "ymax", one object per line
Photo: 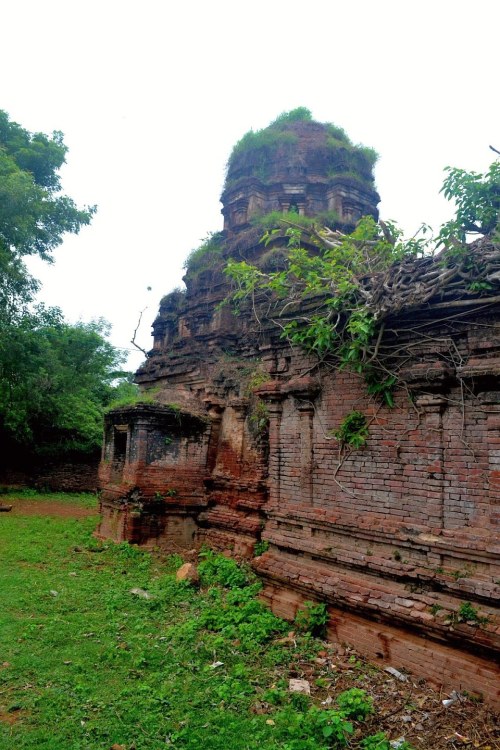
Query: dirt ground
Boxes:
[
  {"xmin": 0, "ymin": 498, "xmax": 97, "ymax": 518},
  {"xmin": 286, "ymin": 642, "xmax": 500, "ymax": 749}
]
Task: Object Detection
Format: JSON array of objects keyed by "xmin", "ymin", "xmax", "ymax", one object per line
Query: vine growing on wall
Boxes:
[
  {"xmin": 226, "ymin": 162, "xmax": 500, "ymax": 381},
  {"xmin": 225, "ymin": 160, "xmax": 500, "ymax": 450}
]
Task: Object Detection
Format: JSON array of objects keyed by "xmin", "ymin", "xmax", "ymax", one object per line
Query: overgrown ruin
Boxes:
[{"xmin": 98, "ymin": 111, "xmax": 500, "ymax": 705}]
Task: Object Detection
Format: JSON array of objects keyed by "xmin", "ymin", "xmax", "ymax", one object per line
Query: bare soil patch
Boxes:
[
  {"xmin": 2, "ymin": 498, "xmax": 97, "ymax": 518},
  {"xmin": 0, "ymin": 708, "xmax": 28, "ymax": 726}
]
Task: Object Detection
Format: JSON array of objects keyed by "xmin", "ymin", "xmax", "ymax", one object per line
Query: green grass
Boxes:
[{"xmin": 0, "ymin": 496, "xmax": 410, "ymax": 750}]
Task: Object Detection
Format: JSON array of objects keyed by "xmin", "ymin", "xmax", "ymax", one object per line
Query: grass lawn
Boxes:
[{"xmin": 0, "ymin": 493, "xmax": 497, "ymax": 750}]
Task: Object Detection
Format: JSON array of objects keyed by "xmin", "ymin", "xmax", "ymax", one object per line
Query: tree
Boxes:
[
  {"xmin": 0, "ymin": 111, "xmax": 127, "ymax": 460},
  {"xmin": 439, "ymin": 161, "xmax": 500, "ymax": 243},
  {"xmin": 0, "ymin": 110, "xmax": 95, "ymax": 320},
  {"xmin": 0, "ymin": 312, "xmax": 127, "ymax": 456}
]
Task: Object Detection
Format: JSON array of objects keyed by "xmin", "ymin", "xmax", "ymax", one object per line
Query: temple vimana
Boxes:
[{"xmin": 98, "ymin": 110, "xmax": 500, "ymax": 704}]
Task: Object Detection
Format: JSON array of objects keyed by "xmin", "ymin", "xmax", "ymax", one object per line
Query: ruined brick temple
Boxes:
[{"xmin": 98, "ymin": 114, "xmax": 500, "ymax": 704}]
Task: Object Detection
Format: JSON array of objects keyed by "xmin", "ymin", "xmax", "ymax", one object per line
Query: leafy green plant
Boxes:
[
  {"xmin": 253, "ymin": 539, "xmax": 269, "ymax": 556},
  {"xmin": 225, "ymin": 157, "xmax": 499, "ymax": 416},
  {"xmin": 438, "ymin": 160, "xmax": 500, "ymax": 245},
  {"xmin": 456, "ymin": 601, "xmax": 488, "ymax": 625},
  {"xmin": 336, "ymin": 688, "xmax": 373, "ymax": 720},
  {"xmin": 365, "ymin": 370, "xmax": 397, "ymax": 407},
  {"xmin": 273, "ymin": 705, "xmax": 354, "ymax": 749},
  {"xmin": 333, "ymin": 411, "xmax": 369, "ymax": 449},
  {"xmin": 294, "ymin": 600, "xmax": 329, "ymax": 638},
  {"xmin": 248, "ymin": 399, "xmax": 269, "ymax": 440},
  {"xmin": 225, "ymin": 214, "xmax": 422, "ymax": 375},
  {"xmin": 360, "ymin": 733, "xmax": 391, "ymax": 750},
  {"xmin": 243, "ymin": 368, "xmax": 271, "ymax": 395},
  {"xmin": 198, "ymin": 581, "xmax": 287, "ymax": 651},
  {"xmin": 468, "ymin": 280, "xmax": 493, "ymax": 293},
  {"xmin": 198, "ymin": 548, "xmax": 250, "ymax": 589}
]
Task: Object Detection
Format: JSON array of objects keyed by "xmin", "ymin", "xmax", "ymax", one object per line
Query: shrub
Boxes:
[
  {"xmin": 198, "ymin": 549, "xmax": 249, "ymax": 589},
  {"xmin": 294, "ymin": 601, "xmax": 329, "ymax": 638},
  {"xmin": 336, "ymin": 688, "xmax": 373, "ymax": 720},
  {"xmin": 273, "ymin": 705, "xmax": 354, "ymax": 749},
  {"xmin": 456, "ymin": 601, "xmax": 489, "ymax": 624}
]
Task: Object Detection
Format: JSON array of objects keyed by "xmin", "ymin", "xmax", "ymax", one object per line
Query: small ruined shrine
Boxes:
[{"xmin": 98, "ymin": 110, "xmax": 500, "ymax": 704}]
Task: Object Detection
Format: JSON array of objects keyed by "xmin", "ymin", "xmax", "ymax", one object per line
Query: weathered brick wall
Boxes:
[
  {"xmin": 97, "ymin": 405, "xmax": 212, "ymax": 546},
  {"xmin": 260, "ymin": 582, "xmax": 499, "ymax": 703},
  {"xmin": 0, "ymin": 455, "xmax": 99, "ymax": 493},
  {"xmin": 98, "ymin": 249, "xmax": 500, "ymax": 705},
  {"xmin": 251, "ymin": 312, "xmax": 500, "ymax": 706}
]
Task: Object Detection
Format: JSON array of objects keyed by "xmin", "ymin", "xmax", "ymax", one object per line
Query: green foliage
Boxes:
[
  {"xmin": 244, "ymin": 368, "xmax": 271, "ymax": 395},
  {"xmin": 253, "ymin": 539, "xmax": 269, "ymax": 556},
  {"xmin": 273, "ymin": 704, "xmax": 354, "ymax": 749},
  {"xmin": 333, "ymin": 411, "xmax": 369, "ymax": 449},
  {"xmin": 468, "ymin": 280, "xmax": 493, "ymax": 293},
  {"xmin": 106, "ymin": 384, "xmax": 160, "ymax": 411},
  {"xmin": 198, "ymin": 583, "xmax": 288, "ymax": 651},
  {"xmin": 242, "ymin": 368, "xmax": 271, "ymax": 440},
  {"xmin": 106, "ymin": 375, "xmax": 139, "ymax": 408},
  {"xmin": 0, "ymin": 311, "xmax": 126, "ymax": 455},
  {"xmin": 0, "ymin": 111, "xmax": 122, "ymax": 460},
  {"xmin": 0, "ymin": 110, "xmax": 95, "ymax": 263},
  {"xmin": 183, "ymin": 231, "xmax": 225, "ymax": 278},
  {"xmin": 356, "ymin": 146, "xmax": 379, "ymax": 170},
  {"xmin": 225, "ymin": 215, "xmax": 424, "ymax": 375},
  {"xmin": 326, "ymin": 123, "xmax": 351, "ymax": 144},
  {"xmin": 360, "ymin": 733, "xmax": 391, "ymax": 750},
  {"xmin": 225, "ymin": 109, "xmax": 377, "ymax": 194},
  {"xmin": 198, "ymin": 548, "xmax": 250, "ymax": 589},
  {"xmin": 226, "ymin": 129, "xmax": 298, "ymax": 184},
  {"xmin": 225, "ymin": 159, "xmax": 499, "ymax": 411},
  {"xmin": 336, "ymin": 688, "xmax": 373, "ymax": 720},
  {"xmin": 0, "ymin": 488, "xmax": 98, "ymax": 508},
  {"xmin": 365, "ymin": 370, "xmax": 397, "ymax": 408},
  {"xmin": 0, "ymin": 111, "xmax": 95, "ymax": 325},
  {"xmin": 248, "ymin": 399, "xmax": 269, "ymax": 439},
  {"xmin": 0, "ymin": 498, "xmax": 476, "ymax": 749},
  {"xmin": 456, "ymin": 601, "xmax": 488, "ymax": 624},
  {"xmin": 253, "ymin": 209, "xmax": 341, "ymax": 235},
  {"xmin": 270, "ymin": 107, "xmax": 313, "ymax": 127},
  {"xmin": 438, "ymin": 160, "xmax": 500, "ymax": 245},
  {"xmin": 294, "ymin": 600, "xmax": 329, "ymax": 637}
]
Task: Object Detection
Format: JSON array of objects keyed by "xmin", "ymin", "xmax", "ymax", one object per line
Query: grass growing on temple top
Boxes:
[{"xmin": 0, "ymin": 493, "xmax": 495, "ymax": 750}]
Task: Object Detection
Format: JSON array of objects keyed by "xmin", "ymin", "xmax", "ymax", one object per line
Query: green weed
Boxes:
[
  {"xmin": 295, "ymin": 600, "xmax": 329, "ymax": 638},
  {"xmin": 336, "ymin": 688, "xmax": 373, "ymax": 720},
  {"xmin": 456, "ymin": 601, "xmax": 489, "ymax": 625}
]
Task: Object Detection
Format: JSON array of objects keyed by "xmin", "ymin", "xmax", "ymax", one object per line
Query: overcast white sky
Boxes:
[{"xmin": 2, "ymin": 0, "xmax": 498, "ymax": 371}]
